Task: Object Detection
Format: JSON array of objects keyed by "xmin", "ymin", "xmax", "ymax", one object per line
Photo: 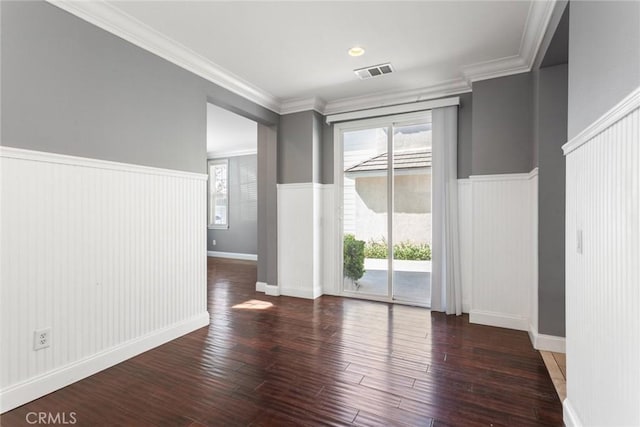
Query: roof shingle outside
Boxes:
[{"xmin": 344, "ymin": 149, "xmax": 432, "ymax": 173}]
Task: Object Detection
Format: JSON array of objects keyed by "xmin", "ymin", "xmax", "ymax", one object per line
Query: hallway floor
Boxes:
[{"xmin": 1, "ymin": 258, "xmax": 562, "ymax": 426}]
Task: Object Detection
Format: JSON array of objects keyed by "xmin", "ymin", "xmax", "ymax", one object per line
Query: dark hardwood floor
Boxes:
[{"xmin": 1, "ymin": 258, "xmax": 562, "ymax": 426}]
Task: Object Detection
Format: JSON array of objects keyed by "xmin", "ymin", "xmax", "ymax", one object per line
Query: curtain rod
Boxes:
[{"xmin": 325, "ymin": 96, "xmax": 460, "ymax": 124}]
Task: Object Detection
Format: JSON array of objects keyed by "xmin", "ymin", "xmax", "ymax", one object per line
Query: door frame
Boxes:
[{"xmin": 333, "ymin": 111, "xmax": 432, "ymax": 306}]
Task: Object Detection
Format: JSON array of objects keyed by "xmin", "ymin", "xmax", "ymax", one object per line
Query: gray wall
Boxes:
[
  {"xmin": 312, "ymin": 111, "xmax": 323, "ymax": 184},
  {"xmin": 207, "ymin": 155, "xmax": 258, "ymax": 254},
  {"xmin": 536, "ymin": 64, "xmax": 568, "ymax": 337},
  {"xmin": 457, "ymin": 92, "xmax": 473, "ymax": 179},
  {"xmin": 0, "ymin": 1, "xmax": 278, "ymax": 173},
  {"xmin": 257, "ymin": 124, "xmax": 278, "ymax": 286},
  {"xmin": 278, "ymin": 111, "xmax": 314, "ymax": 184},
  {"xmin": 2, "ymin": 1, "xmax": 279, "ymax": 285},
  {"xmin": 278, "ymin": 110, "xmax": 324, "ymax": 184},
  {"xmin": 568, "ymin": 1, "xmax": 640, "ymax": 139},
  {"xmin": 322, "ymin": 120, "xmax": 334, "ymax": 184},
  {"xmin": 471, "ymin": 73, "xmax": 534, "ymax": 175}
]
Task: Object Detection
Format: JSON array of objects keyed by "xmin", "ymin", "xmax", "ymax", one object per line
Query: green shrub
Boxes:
[
  {"xmin": 364, "ymin": 238, "xmax": 388, "ymax": 259},
  {"xmin": 343, "ymin": 234, "xmax": 365, "ymax": 282},
  {"xmin": 394, "ymin": 241, "xmax": 431, "ymax": 260},
  {"xmin": 363, "ymin": 238, "xmax": 431, "ymax": 261}
]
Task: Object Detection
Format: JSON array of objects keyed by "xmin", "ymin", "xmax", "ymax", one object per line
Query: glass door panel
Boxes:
[
  {"xmin": 391, "ymin": 123, "xmax": 432, "ymax": 305},
  {"xmin": 342, "ymin": 127, "xmax": 389, "ymax": 297}
]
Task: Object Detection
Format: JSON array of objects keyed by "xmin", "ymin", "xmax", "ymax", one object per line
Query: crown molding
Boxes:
[
  {"xmin": 47, "ymin": 0, "xmax": 281, "ymax": 113},
  {"xmin": 321, "ymin": 79, "xmax": 471, "ymax": 116},
  {"xmin": 461, "ymin": 0, "xmax": 555, "ymax": 84},
  {"xmin": 48, "ymin": 0, "xmax": 554, "ymax": 117},
  {"xmin": 461, "ymin": 55, "xmax": 529, "ymax": 84},
  {"xmin": 519, "ymin": 0, "xmax": 557, "ymax": 70},
  {"xmin": 279, "ymin": 97, "xmax": 327, "ymax": 115}
]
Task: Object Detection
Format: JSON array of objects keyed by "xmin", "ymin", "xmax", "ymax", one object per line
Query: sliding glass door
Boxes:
[{"xmin": 339, "ymin": 113, "xmax": 432, "ymax": 306}]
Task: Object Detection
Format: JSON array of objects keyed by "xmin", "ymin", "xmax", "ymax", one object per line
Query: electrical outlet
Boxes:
[
  {"xmin": 212, "ymin": 239, "xmax": 216, "ymax": 246},
  {"xmin": 34, "ymin": 328, "xmax": 51, "ymax": 351}
]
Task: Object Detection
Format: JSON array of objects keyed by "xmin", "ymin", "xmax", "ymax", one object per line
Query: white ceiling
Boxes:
[
  {"xmin": 207, "ymin": 103, "xmax": 257, "ymax": 158},
  {"xmin": 53, "ymin": 1, "xmax": 555, "ymax": 114}
]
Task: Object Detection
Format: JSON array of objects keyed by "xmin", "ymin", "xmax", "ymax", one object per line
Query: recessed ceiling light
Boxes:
[{"xmin": 348, "ymin": 46, "xmax": 365, "ymax": 57}]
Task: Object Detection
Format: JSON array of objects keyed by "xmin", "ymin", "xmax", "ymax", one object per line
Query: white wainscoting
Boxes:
[
  {"xmin": 457, "ymin": 179, "xmax": 472, "ymax": 313},
  {"xmin": 320, "ymin": 184, "xmax": 338, "ymax": 296},
  {"xmin": 468, "ymin": 171, "xmax": 537, "ymax": 331},
  {"xmin": 277, "ymin": 183, "xmax": 324, "ymax": 299},
  {"xmin": 0, "ymin": 147, "xmax": 209, "ymax": 413},
  {"xmin": 528, "ymin": 170, "xmax": 539, "ymax": 345},
  {"xmin": 563, "ymin": 88, "xmax": 640, "ymax": 427}
]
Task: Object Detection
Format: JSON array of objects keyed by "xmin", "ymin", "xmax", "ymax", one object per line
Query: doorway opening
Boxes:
[
  {"xmin": 337, "ymin": 112, "xmax": 432, "ymax": 307},
  {"xmin": 206, "ymin": 103, "xmax": 258, "ymax": 262}
]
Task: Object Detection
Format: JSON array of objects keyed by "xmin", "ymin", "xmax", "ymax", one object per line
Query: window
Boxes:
[{"xmin": 208, "ymin": 159, "xmax": 229, "ymax": 229}]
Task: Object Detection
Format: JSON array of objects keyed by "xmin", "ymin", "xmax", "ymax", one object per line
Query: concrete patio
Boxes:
[{"xmin": 344, "ymin": 259, "xmax": 431, "ymax": 305}]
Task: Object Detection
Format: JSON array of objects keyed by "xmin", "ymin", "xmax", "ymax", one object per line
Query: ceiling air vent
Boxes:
[{"xmin": 354, "ymin": 63, "xmax": 394, "ymax": 80}]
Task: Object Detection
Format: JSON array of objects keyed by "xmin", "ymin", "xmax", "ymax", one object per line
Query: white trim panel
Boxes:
[
  {"xmin": 468, "ymin": 171, "xmax": 536, "ymax": 331},
  {"xmin": 207, "ymin": 251, "xmax": 257, "ymax": 261},
  {"xmin": 457, "ymin": 179, "xmax": 473, "ymax": 313},
  {"xmin": 564, "ymin": 97, "xmax": 639, "ymax": 426},
  {"xmin": 0, "ymin": 148, "xmax": 209, "ymax": 412},
  {"xmin": 255, "ymin": 281, "xmax": 266, "ymax": 292},
  {"xmin": 277, "ymin": 183, "xmax": 324, "ymax": 300}
]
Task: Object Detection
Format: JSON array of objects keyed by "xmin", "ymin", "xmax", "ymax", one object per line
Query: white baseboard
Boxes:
[
  {"xmin": 469, "ymin": 310, "xmax": 529, "ymax": 331},
  {"xmin": 529, "ymin": 325, "xmax": 566, "ymax": 353},
  {"xmin": 207, "ymin": 251, "xmax": 257, "ymax": 261},
  {"xmin": 0, "ymin": 312, "xmax": 210, "ymax": 413},
  {"xmin": 279, "ymin": 287, "xmax": 322, "ymax": 299},
  {"xmin": 255, "ymin": 281, "xmax": 266, "ymax": 292},
  {"xmin": 264, "ymin": 284, "xmax": 280, "ymax": 296},
  {"xmin": 563, "ymin": 398, "xmax": 583, "ymax": 427}
]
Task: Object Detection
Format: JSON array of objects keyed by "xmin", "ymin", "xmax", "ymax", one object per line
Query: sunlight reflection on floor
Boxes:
[{"xmin": 232, "ymin": 299, "xmax": 274, "ymax": 310}]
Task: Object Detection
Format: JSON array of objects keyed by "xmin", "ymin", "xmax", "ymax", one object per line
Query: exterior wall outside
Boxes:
[{"xmin": 345, "ymin": 174, "xmax": 432, "ymax": 245}]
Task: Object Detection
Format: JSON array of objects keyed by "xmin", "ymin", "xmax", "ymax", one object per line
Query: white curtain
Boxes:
[{"xmin": 431, "ymin": 106, "xmax": 462, "ymax": 315}]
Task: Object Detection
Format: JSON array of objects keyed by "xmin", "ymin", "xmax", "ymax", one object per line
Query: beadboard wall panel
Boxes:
[
  {"xmin": 457, "ymin": 179, "xmax": 473, "ymax": 312},
  {"xmin": 0, "ymin": 147, "xmax": 209, "ymax": 412},
  {"xmin": 320, "ymin": 184, "xmax": 339, "ymax": 296},
  {"xmin": 276, "ymin": 183, "xmax": 323, "ymax": 299},
  {"xmin": 563, "ymin": 95, "xmax": 640, "ymax": 426},
  {"xmin": 468, "ymin": 172, "xmax": 536, "ymax": 331}
]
